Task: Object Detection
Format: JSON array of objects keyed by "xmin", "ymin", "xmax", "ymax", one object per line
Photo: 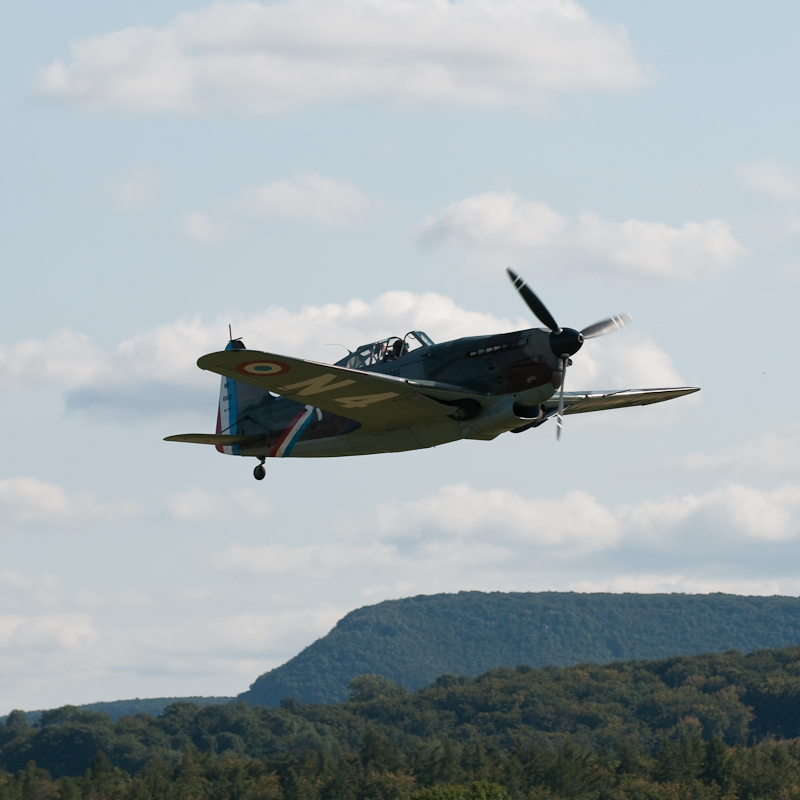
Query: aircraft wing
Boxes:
[
  {"xmin": 543, "ymin": 387, "xmax": 699, "ymax": 415},
  {"xmin": 197, "ymin": 349, "xmax": 485, "ymax": 429}
]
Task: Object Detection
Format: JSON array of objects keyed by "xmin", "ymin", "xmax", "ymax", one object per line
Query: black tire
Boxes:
[{"xmin": 253, "ymin": 464, "xmax": 266, "ymax": 481}]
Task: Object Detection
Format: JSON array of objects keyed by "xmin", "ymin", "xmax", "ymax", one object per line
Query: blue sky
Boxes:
[{"xmin": 1, "ymin": 0, "xmax": 799, "ymax": 714}]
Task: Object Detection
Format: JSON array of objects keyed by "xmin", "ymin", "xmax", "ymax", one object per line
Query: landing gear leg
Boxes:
[{"xmin": 253, "ymin": 459, "xmax": 266, "ymax": 481}]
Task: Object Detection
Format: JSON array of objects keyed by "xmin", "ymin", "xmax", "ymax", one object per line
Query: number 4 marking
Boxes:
[
  {"xmin": 336, "ymin": 392, "xmax": 399, "ymax": 408},
  {"xmin": 280, "ymin": 374, "xmax": 356, "ymax": 397}
]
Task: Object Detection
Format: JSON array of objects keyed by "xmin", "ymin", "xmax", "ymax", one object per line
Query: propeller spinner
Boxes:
[{"xmin": 506, "ymin": 268, "xmax": 632, "ymax": 439}]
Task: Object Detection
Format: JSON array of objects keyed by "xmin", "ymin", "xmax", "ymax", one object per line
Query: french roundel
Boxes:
[{"xmin": 236, "ymin": 360, "xmax": 290, "ymax": 377}]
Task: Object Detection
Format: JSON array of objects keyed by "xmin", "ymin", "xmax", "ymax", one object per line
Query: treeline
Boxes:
[
  {"xmin": 242, "ymin": 591, "xmax": 800, "ymax": 705},
  {"xmin": 6, "ymin": 646, "xmax": 800, "ymax": 797},
  {"xmin": 3, "ymin": 735, "xmax": 800, "ymax": 799},
  {"xmin": 2, "ymin": 697, "xmax": 235, "ymax": 727}
]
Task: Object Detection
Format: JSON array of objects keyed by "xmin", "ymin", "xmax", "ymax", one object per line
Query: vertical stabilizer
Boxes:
[{"xmin": 215, "ymin": 339, "xmax": 247, "ymax": 454}]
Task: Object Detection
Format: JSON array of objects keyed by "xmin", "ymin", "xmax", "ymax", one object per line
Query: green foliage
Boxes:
[
  {"xmin": 9, "ymin": 646, "xmax": 800, "ymax": 797},
  {"xmin": 78, "ymin": 697, "xmax": 235, "ymax": 723},
  {"xmin": 409, "ymin": 781, "xmax": 509, "ymax": 800},
  {"xmin": 348, "ymin": 676, "xmax": 408, "ymax": 704},
  {"xmin": 1, "ymin": 698, "xmax": 235, "ymax": 728},
  {"xmin": 238, "ymin": 592, "xmax": 800, "ymax": 706}
]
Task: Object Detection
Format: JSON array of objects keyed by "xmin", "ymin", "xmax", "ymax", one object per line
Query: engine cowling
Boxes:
[{"xmin": 463, "ymin": 397, "xmax": 543, "ymax": 438}]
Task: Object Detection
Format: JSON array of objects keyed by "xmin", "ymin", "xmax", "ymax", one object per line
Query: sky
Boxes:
[{"xmin": 1, "ymin": 0, "xmax": 799, "ymax": 714}]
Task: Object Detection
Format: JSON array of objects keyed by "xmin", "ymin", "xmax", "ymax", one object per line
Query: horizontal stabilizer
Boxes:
[
  {"xmin": 164, "ymin": 433, "xmax": 268, "ymax": 446},
  {"xmin": 544, "ymin": 387, "xmax": 699, "ymax": 415}
]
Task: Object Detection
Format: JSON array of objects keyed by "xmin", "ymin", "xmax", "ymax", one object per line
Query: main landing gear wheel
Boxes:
[{"xmin": 253, "ymin": 461, "xmax": 266, "ymax": 481}]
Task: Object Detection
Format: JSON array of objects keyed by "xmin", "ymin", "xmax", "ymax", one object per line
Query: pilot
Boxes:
[{"xmin": 385, "ymin": 339, "xmax": 405, "ymax": 362}]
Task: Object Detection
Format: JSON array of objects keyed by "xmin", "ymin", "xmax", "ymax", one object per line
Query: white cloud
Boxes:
[
  {"xmin": 569, "ymin": 574, "xmax": 800, "ymax": 596},
  {"xmin": 779, "ymin": 263, "xmax": 800, "ymax": 281},
  {"xmin": 0, "ymin": 292, "xmax": 524, "ymax": 412},
  {"xmin": 568, "ymin": 332, "xmax": 685, "ymax": 390},
  {"xmin": 418, "ymin": 193, "xmax": 569, "ymax": 250},
  {"xmin": 0, "ymin": 329, "xmax": 105, "ymax": 392},
  {"xmin": 8, "ymin": 477, "xmax": 800, "ymax": 706},
  {"xmin": 737, "ymin": 159, "xmax": 800, "ymax": 200},
  {"xmin": 0, "ymin": 603, "xmax": 341, "ymax": 706},
  {"xmin": 100, "ymin": 609, "xmax": 340, "ymax": 662},
  {"xmin": 708, "ymin": 485, "xmax": 800, "ymax": 542},
  {"xmin": 0, "ymin": 477, "xmax": 141, "ymax": 525},
  {"xmin": 204, "ymin": 482, "xmax": 800, "ymax": 605},
  {"xmin": 1, "ymin": 571, "xmax": 61, "ymax": 597},
  {"xmin": 376, "ymin": 482, "xmax": 800, "ymax": 550},
  {"xmin": 417, "ymin": 191, "xmax": 746, "ymax": 279},
  {"xmin": 211, "ymin": 538, "xmax": 523, "ymax": 599},
  {"xmin": 165, "ymin": 487, "xmax": 272, "ymax": 521},
  {"xmin": 207, "ymin": 607, "xmax": 342, "ymax": 653},
  {"xmin": 575, "ymin": 213, "xmax": 744, "ymax": 279},
  {"xmin": 105, "ymin": 169, "xmax": 158, "ymax": 211},
  {"xmin": 0, "ymin": 290, "xmax": 682, "ymax": 418},
  {"xmin": 181, "ymin": 174, "xmax": 374, "ymax": 245},
  {"xmin": 378, "ymin": 484, "xmax": 622, "ymax": 550},
  {"xmin": 240, "ymin": 174, "xmax": 372, "ymax": 225},
  {"xmin": 0, "ymin": 613, "xmax": 98, "ymax": 651},
  {"xmin": 0, "ymin": 571, "xmax": 64, "ymax": 611},
  {"xmin": 180, "ymin": 210, "xmax": 228, "ymax": 244},
  {"xmin": 680, "ymin": 428, "xmax": 800, "ymax": 476},
  {"xmin": 213, "ymin": 543, "xmax": 397, "ymax": 576},
  {"xmin": 619, "ymin": 484, "xmax": 800, "ymax": 544},
  {"xmin": 38, "ymin": 0, "xmax": 647, "ymax": 113},
  {"xmin": 0, "ymin": 571, "xmax": 156, "ymax": 616}
]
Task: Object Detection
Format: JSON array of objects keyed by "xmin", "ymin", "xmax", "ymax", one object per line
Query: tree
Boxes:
[
  {"xmin": 409, "ymin": 781, "xmax": 509, "ymax": 800},
  {"xmin": 348, "ymin": 676, "xmax": 407, "ymax": 704}
]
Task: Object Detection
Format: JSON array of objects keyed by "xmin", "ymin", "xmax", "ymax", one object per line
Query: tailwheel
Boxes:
[{"xmin": 253, "ymin": 461, "xmax": 266, "ymax": 481}]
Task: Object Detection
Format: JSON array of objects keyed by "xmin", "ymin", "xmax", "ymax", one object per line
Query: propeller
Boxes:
[
  {"xmin": 506, "ymin": 268, "xmax": 559, "ymax": 332},
  {"xmin": 556, "ymin": 356, "xmax": 567, "ymax": 440},
  {"xmin": 505, "ymin": 268, "xmax": 632, "ymax": 439},
  {"xmin": 580, "ymin": 313, "xmax": 633, "ymax": 339}
]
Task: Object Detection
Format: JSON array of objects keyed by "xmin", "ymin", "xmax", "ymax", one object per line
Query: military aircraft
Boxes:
[{"xmin": 166, "ymin": 270, "xmax": 698, "ymax": 480}]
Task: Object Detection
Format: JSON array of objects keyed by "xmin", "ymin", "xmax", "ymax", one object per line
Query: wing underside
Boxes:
[{"xmin": 544, "ymin": 387, "xmax": 699, "ymax": 415}]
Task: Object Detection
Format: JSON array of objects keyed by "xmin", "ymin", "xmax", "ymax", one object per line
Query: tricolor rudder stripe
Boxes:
[
  {"xmin": 216, "ymin": 339, "xmax": 246, "ymax": 455},
  {"xmin": 269, "ymin": 405, "xmax": 316, "ymax": 458}
]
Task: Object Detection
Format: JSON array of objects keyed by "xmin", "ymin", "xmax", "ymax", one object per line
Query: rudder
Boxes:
[
  {"xmin": 215, "ymin": 339, "xmax": 247, "ymax": 454},
  {"xmin": 215, "ymin": 339, "xmax": 277, "ymax": 455}
]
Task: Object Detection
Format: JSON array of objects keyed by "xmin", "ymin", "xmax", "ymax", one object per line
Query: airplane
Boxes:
[{"xmin": 166, "ymin": 269, "xmax": 699, "ymax": 481}]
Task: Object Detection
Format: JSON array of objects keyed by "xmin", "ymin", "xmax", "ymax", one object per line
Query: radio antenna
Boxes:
[{"xmin": 324, "ymin": 343, "xmax": 353, "ymax": 354}]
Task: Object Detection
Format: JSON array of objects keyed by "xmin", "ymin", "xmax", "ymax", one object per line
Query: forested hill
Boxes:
[
  {"xmin": 9, "ymin": 646, "xmax": 800, "ymax": 798},
  {"xmin": 239, "ymin": 591, "xmax": 800, "ymax": 706},
  {"xmin": 4, "ymin": 697, "xmax": 235, "ymax": 726}
]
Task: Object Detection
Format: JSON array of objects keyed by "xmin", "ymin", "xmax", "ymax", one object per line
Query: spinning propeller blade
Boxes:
[
  {"xmin": 580, "ymin": 313, "xmax": 632, "ymax": 339},
  {"xmin": 556, "ymin": 356, "xmax": 567, "ymax": 440}
]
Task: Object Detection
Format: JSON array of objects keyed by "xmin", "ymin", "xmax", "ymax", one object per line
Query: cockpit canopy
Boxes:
[{"xmin": 340, "ymin": 330, "xmax": 434, "ymax": 370}]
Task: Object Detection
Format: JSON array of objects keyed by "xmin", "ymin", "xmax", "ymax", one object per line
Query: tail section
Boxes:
[
  {"xmin": 215, "ymin": 340, "xmax": 247, "ymax": 454},
  {"xmin": 215, "ymin": 339, "xmax": 278, "ymax": 455}
]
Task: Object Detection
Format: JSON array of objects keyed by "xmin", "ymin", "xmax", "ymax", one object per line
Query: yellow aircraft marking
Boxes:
[
  {"xmin": 336, "ymin": 393, "xmax": 399, "ymax": 408},
  {"xmin": 280, "ymin": 373, "xmax": 357, "ymax": 397}
]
